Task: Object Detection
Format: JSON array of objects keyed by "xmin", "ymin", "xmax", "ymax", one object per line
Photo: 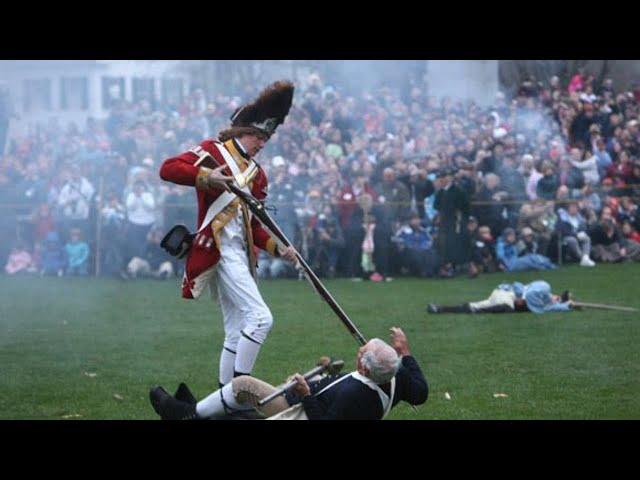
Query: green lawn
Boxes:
[{"xmin": 1, "ymin": 264, "xmax": 639, "ymax": 419}]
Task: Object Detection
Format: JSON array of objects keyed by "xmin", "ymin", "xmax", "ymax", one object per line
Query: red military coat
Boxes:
[{"xmin": 160, "ymin": 138, "xmax": 278, "ymax": 299}]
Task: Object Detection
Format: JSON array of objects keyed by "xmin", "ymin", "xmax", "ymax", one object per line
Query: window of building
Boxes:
[
  {"xmin": 60, "ymin": 77, "xmax": 88, "ymax": 110},
  {"xmin": 23, "ymin": 78, "xmax": 52, "ymax": 112},
  {"xmin": 132, "ymin": 77, "xmax": 155, "ymax": 104},
  {"xmin": 102, "ymin": 76, "xmax": 125, "ymax": 109},
  {"xmin": 162, "ymin": 78, "xmax": 184, "ymax": 105}
]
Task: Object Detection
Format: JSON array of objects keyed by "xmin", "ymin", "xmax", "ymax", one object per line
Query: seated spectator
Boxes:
[
  {"xmin": 516, "ymin": 227, "xmax": 542, "ymax": 256},
  {"xmin": 469, "ymin": 222, "xmax": 499, "ymax": 274},
  {"xmin": 617, "ymin": 196, "xmax": 638, "ymax": 226},
  {"xmin": 40, "ymin": 231, "xmax": 66, "ymax": 277},
  {"xmin": 126, "ymin": 227, "xmax": 174, "ymax": 279},
  {"xmin": 557, "ymin": 200, "xmax": 596, "ymax": 267},
  {"xmin": 496, "ymin": 227, "xmax": 556, "ymax": 272},
  {"xmin": 589, "ymin": 218, "xmax": 640, "ymax": 263},
  {"xmin": 4, "ymin": 243, "xmax": 33, "ymax": 275},
  {"xmin": 393, "ymin": 213, "xmax": 438, "ymax": 278},
  {"xmin": 621, "ymin": 220, "xmax": 640, "ymax": 244},
  {"xmin": 518, "ymin": 199, "xmax": 557, "ymax": 256},
  {"xmin": 65, "ymin": 228, "xmax": 90, "ymax": 276}
]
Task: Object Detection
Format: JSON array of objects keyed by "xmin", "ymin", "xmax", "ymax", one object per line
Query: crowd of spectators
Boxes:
[{"xmin": 2, "ymin": 67, "xmax": 640, "ymax": 282}]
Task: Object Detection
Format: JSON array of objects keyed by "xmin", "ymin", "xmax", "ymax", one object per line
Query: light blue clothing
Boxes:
[
  {"xmin": 593, "ymin": 149, "xmax": 612, "ymax": 178},
  {"xmin": 65, "ymin": 241, "xmax": 89, "ymax": 269},
  {"xmin": 424, "ymin": 172, "xmax": 438, "ymax": 221},
  {"xmin": 498, "ymin": 281, "xmax": 570, "ymax": 314},
  {"xmin": 496, "ymin": 238, "xmax": 556, "ymax": 272}
]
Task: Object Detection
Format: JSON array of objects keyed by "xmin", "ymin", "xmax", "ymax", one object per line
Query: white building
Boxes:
[
  {"xmin": 426, "ymin": 60, "xmax": 499, "ymax": 106},
  {"xmin": 0, "ymin": 60, "xmax": 189, "ymax": 136}
]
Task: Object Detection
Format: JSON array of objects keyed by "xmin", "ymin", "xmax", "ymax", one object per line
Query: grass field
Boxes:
[{"xmin": 1, "ymin": 264, "xmax": 639, "ymax": 420}]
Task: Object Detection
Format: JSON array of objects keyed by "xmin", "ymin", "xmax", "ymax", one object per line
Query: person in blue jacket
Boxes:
[{"xmin": 496, "ymin": 227, "xmax": 556, "ymax": 272}]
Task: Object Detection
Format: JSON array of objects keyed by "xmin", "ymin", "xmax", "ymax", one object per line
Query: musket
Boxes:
[
  {"xmin": 573, "ymin": 301, "xmax": 638, "ymax": 313},
  {"xmin": 227, "ymin": 182, "xmax": 368, "ymax": 346},
  {"xmin": 258, "ymin": 359, "xmax": 345, "ymax": 406}
]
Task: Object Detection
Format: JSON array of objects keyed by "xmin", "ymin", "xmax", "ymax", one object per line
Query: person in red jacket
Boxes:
[{"xmin": 159, "ymin": 81, "xmax": 297, "ymax": 387}]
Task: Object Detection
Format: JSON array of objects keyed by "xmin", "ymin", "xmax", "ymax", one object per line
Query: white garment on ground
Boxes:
[
  {"xmin": 469, "ymin": 289, "xmax": 516, "ymax": 312},
  {"xmin": 126, "ymin": 191, "xmax": 156, "ymax": 225}
]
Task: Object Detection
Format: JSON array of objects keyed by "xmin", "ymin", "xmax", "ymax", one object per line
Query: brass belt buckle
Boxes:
[{"xmin": 234, "ymin": 166, "xmax": 258, "ymax": 189}]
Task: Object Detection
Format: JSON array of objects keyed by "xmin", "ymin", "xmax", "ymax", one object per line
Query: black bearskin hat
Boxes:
[{"xmin": 229, "ymin": 80, "xmax": 294, "ymax": 138}]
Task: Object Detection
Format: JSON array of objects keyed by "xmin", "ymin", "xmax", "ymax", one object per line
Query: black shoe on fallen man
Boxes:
[
  {"xmin": 174, "ymin": 383, "xmax": 197, "ymax": 405},
  {"xmin": 426, "ymin": 304, "xmax": 440, "ymax": 314},
  {"xmin": 150, "ymin": 385, "xmax": 198, "ymax": 420}
]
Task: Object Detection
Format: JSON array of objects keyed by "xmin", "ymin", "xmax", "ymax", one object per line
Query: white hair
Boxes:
[{"xmin": 361, "ymin": 339, "xmax": 401, "ymax": 385}]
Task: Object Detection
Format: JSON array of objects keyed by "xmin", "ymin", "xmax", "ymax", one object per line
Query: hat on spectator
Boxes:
[{"xmin": 521, "ymin": 227, "xmax": 534, "ymax": 237}]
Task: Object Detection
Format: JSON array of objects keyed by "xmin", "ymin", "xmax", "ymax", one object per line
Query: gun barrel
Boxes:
[{"xmin": 573, "ymin": 301, "xmax": 638, "ymax": 312}]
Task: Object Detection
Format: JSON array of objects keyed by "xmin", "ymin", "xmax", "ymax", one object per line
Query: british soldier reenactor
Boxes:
[{"xmin": 158, "ymin": 81, "xmax": 297, "ymax": 388}]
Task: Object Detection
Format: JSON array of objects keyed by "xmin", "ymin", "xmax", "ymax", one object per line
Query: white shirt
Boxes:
[
  {"xmin": 57, "ymin": 178, "xmax": 95, "ymax": 220},
  {"xmin": 126, "ymin": 191, "xmax": 156, "ymax": 225}
]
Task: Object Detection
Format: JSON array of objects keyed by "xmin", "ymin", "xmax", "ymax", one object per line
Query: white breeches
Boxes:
[
  {"xmin": 469, "ymin": 289, "xmax": 516, "ymax": 312},
  {"xmin": 214, "ymin": 239, "xmax": 273, "ymax": 350}
]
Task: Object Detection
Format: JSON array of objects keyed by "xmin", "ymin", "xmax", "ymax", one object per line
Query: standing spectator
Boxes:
[
  {"xmin": 520, "ymin": 154, "xmax": 543, "ymax": 200},
  {"xmin": 536, "ymin": 162, "xmax": 560, "ymax": 201},
  {"xmin": 375, "ymin": 167, "xmax": 411, "ymax": 228},
  {"xmin": 592, "ymin": 138, "xmax": 612, "ymax": 179},
  {"xmin": 569, "ymin": 147, "xmax": 600, "ymax": 186},
  {"xmin": 125, "ymin": 180, "xmax": 156, "ymax": 261},
  {"xmin": 309, "ymin": 204, "xmax": 345, "ymax": 278},
  {"xmin": 65, "ymin": 228, "xmax": 90, "ymax": 276},
  {"xmin": 56, "ymin": 167, "xmax": 95, "ymax": 238},
  {"xmin": 31, "ymin": 202, "xmax": 56, "ymax": 246},
  {"xmin": 473, "ymin": 173, "xmax": 509, "ymax": 237},
  {"xmin": 0, "ymin": 82, "xmax": 16, "ymax": 157},
  {"xmin": 398, "ymin": 166, "xmax": 434, "ymax": 220},
  {"xmin": 433, "ymin": 168, "xmax": 473, "ymax": 277},
  {"xmin": 100, "ymin": 192, "xmax": 127, "ymax": 278}
]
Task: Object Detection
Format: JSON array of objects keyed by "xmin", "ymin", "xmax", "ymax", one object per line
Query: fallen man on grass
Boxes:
[
  {"xmin": 149, "ymin": 327, "xmax": 428, "ymax": 420},
  {"xmin": 426, "ymin": 280, "xmax": 575, "ymax": 314}
]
